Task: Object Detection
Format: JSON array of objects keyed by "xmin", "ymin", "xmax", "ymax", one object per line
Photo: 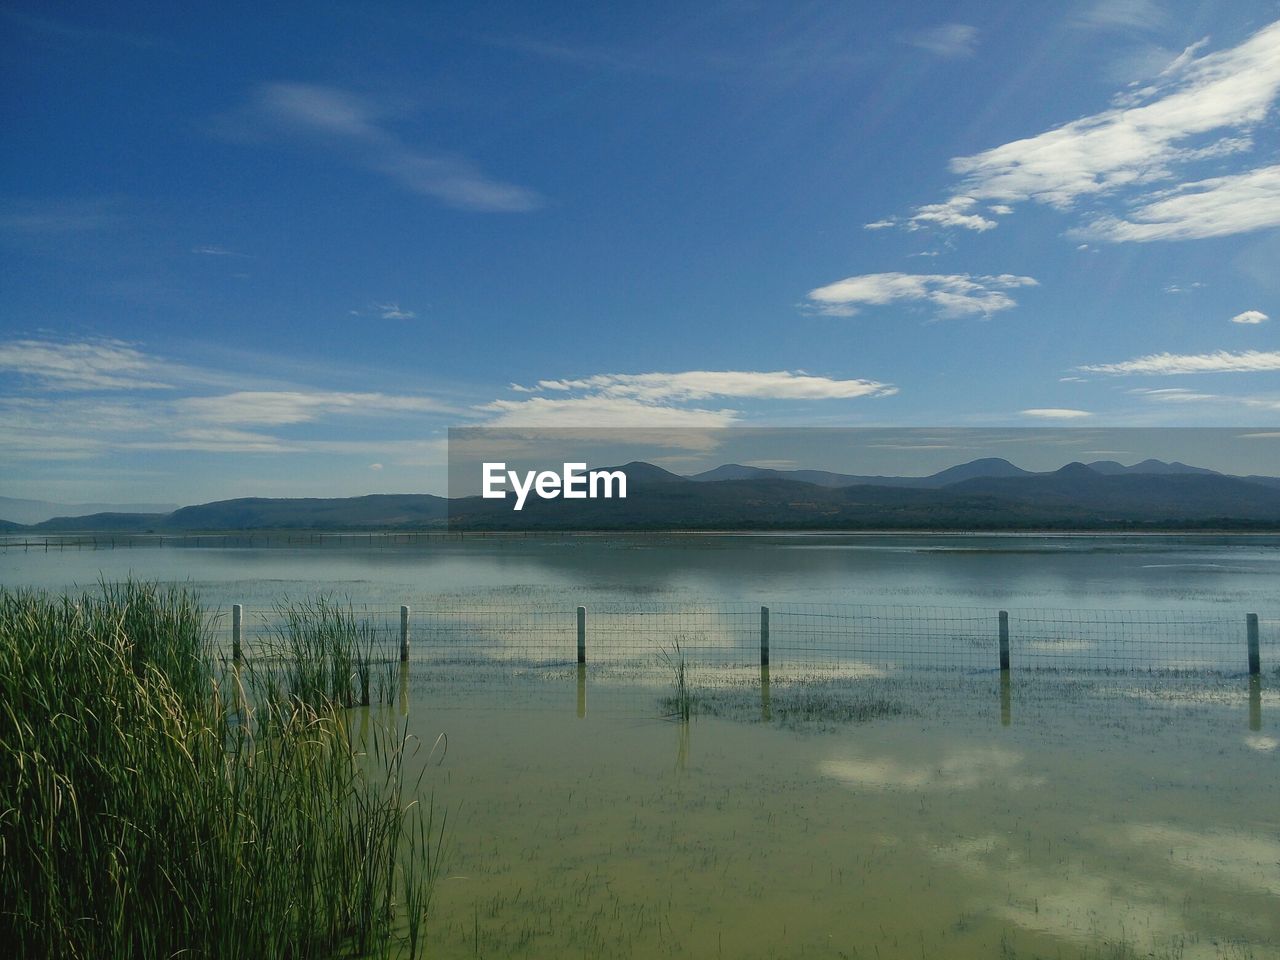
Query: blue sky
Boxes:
[{"xmin": 2, "ymin": 0, "xmax": 1278, "ymax": 503}]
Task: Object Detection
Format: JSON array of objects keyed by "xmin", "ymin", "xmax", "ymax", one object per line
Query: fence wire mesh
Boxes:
[{"xmin": 212, "ymin": 599, "xmax": 1275, "ymax": 679}]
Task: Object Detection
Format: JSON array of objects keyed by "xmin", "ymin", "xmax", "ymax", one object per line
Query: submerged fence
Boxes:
[{"xmin": 217, "ymin": 600, "xmax": 1275, "ymax": 679}]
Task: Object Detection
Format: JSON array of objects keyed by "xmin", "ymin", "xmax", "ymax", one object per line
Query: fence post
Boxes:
[
  {"xmin": 577, "ymin": 606, "xmax": 586, "ymax": 664},
  {"xmin": 760, "ymin": 606, "xmax": 770, "ymax": 667},
  {"xmin": 400, "ymin": 605, "xmax": 411, "ymax": 663},
  {"xmin": 998, "ymin": 611, "xmax": 1010, "ymax": 671},
  {"xmin": 1247, "ymin": 613, "xmax": 1260, "ymax": 676},
  {"xmin": 232, "ymin": 603, "xmax": 243, "ymax": 663}
]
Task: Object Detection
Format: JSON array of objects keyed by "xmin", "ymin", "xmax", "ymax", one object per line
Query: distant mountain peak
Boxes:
[
  {"xmin": 1054, "ymin": 461, "xmax": 1100, "ymax": 477},
  {"xmin": 929, "ymin": 457, "xmax": 1034, "ymax": 485},
  {"xmin": 1086, "ymin": 459, "xmax": 1219, "ymax": 477},
  {"xmin": 611, "ymin": 461, "xmax": 686, "ymax": 483}
]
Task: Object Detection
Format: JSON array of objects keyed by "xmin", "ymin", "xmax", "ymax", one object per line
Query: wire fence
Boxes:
[{"xmin": 212, "ymin": 599, "xmax": 1276, "ymax": 681}]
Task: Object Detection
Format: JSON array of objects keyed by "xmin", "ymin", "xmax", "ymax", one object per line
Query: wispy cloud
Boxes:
[
  {"xmin": 178, "ymin": 390, "xmax": 452, "ymax": 426},
  {"xmin": 217, "ymin": 83, "xmax": 543, "ymax": 213},
  {"xmin": 1072, "ymin": 0, "xmax": 1166, "ymax": 32},
  {"xmin": 523, "ymin": 370, "xmax": 896, "ymax": 401},
  {"xmin": 349, "ymin": 302, "xmax": 418, "ymax": 320},
  {"xmin": 1021, "ymin": 408, "xmax": 1092, "ymax": 419},
  {"xmin": 481, "ymin": 395, "xmax": 739, "ymax": 428},
  {"xmin": 376, "ymin": 302, "xmax": 415, "ymax": 320},
  {"xmin": 0, "ymin": 197, "xmax": 119, "ymax": 235},
  {"xmin": 908, "ymin": 24, "xmax": 979, "ymax": 59},
  {"xmin": 0, "ymin": 339, "xmax": 174, "ymax": 390},
  {"xmin": 1128, "ymin": 387, "xmax": 1220, "ymax": 403},
  {"xmin": 485, "ymin": 369, "xmax": 896, "ymax": 427},
  {"xmin": 806, "ymin": 272, "xmax": 1038, "ymax": 319},
  {"xmin": 1082, "ymin": 164, "xmax": 1280, "ymax": 241},
  {"xmin": 0, "ymin": 338, "xmax": 467, "ymax": 470},
  {"xmin": 191, "ymin": 244, "xmax": 247, "ymax": 257},
  {"xmin": 0, "ymin": 8, "xmax": 162, "ymax": 49},
  {"xmin": 877, "ymin": 20, "xmax": 1280, "ymax": 242},
  {"xmin": 1080, "ymin": 349, "xmax": 1280, "ymax": 375},
  {"xmin": 1231, "ymin": 309, "xmax": 1269, "ymax": 325},
  {"xmin": 1128, "ymin": 387, "xmax": 1280, "ymax": 414},
  {"xmin": 866, "ymin": 196, "xmax": 1003, "ymax": 233}
]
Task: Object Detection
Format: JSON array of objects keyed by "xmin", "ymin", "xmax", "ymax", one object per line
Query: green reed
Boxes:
[
  {"xmin": 0, "ymin": 580, "xmax": 442, "ymax": 960},
  {"xmin": 266, "ymin": 596, "xmax": 379, "ymax": 709},
  {"xmin": 657, "ymin": 639, "xmax": 694, "ymax": 722}
]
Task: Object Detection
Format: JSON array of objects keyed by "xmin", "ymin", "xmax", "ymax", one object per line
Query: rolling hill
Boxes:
[{"xmin": 5, "ymin": 458, "xmax": 1278, "ymax": 533}]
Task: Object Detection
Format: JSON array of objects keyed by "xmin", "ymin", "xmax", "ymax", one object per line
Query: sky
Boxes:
[{"xmin": 2, "ymin": 0, "xmax": 1279, "ymax": 504}]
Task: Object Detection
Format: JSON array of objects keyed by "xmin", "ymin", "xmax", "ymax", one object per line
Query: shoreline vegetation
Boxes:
[{"xmin": 0, "ymin": 581, "xmax": 443, "ymax": 960}]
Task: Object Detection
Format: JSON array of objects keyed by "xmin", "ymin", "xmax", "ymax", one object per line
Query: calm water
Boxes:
[
  {"xmin": 392, "ymin": 667, "xmax": 1279, "ymax": 959},
  {"xmin": 2, "ymin": 533, "xmax": 1278, "ymax": 613},
  {"xmin": 5, "ymin": 532, "xmax": 1278, "ymax": 957}
]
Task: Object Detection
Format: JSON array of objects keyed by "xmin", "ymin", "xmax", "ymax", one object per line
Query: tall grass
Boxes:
[
  {"xmin": 0, "ymin": 581, "xmax": 443, "ymax": 960},
  {"xmin": 657, "ymin": 639, "xmax": 694, "ymax": 722},
  {"xmin": 266, "ymin": 596, "xmax": 379, "ymax": 709}
]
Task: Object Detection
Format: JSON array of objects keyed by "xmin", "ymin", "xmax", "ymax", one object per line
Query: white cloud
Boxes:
[
  {"xmin": 485, "ymin": 369, "xmax": 896, "ymax": 427},
  {"xmin": 1082, "ymin": 164, "xmax": 1280, "ymax": 241},
  {"xmin": 952, "ymin": 24, "xmax": 1280, "ymax": 206},
  {"xmin": 376, "ymin": 302, "xmax": 416, "ymax": 320},
  {"xmin": 178, "ymin": 390, "xmax": 451, "ymax": 425},
  {"xmin": 1021, "ymin": 408, "xmax": 1093, "ymax": 419},
  {"xmin": 806, "ymin": 272, "xmax": 1038, "ymax": 319},
  {"xmin": 1230, "ymin": 309, "xmax": 1269, "ymax": 325},
  {"xmin": 1129, "ymin": 387, "xmax": 1219, "ymax": 403},
  {"xmin": 0, "ymin": 339, "xmax": 174, "ymax": 390},
  {"xmin": 864, "ymin": 196, "xmax": 997, "ymax": 232},
  {"xmin": 222, "ymin": 83, "xmax": 543, "ymax": 213},
  {"xmin": 527, "ymin": 370, "xmax": 897, "ymax": 402},
  {"xmin": 480, "ymin": 395, "xmax": 739, "ymax": 428},
  {"xmin": 884, "ymin": 21, "xmax": 1280, "ymax": 241},
  {"xmin": 1081, "ymin": 349, "xmax": 1280, "ymax": 375},
  {"xmin": 908, "ymin": 24, "xmax": 978, "ymax": 59},
  {"xmin": 368, "ymin": 462, "xmax": 384, "ymax": 471}
]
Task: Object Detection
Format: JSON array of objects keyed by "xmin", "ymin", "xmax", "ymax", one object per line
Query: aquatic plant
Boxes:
[
  {"xmin": 266, "ymin": 595, "xmax": 380, "ymax": 709},
  {"xmin": 0, "ymin": 580, "xmax": 443, "ymax": 960},
  {"xmin": 657, "ymin": 638, "xmax": 694, "ymax": 722}
]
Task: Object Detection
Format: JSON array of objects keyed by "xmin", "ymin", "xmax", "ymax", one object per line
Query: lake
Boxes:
[
  {"xmin": 4, "ymin": 531, "xmax": 1278, "ymax": 957},
  {"xmin": 3, "ymin": 532, "xmax": 1279, "ymax": 612}
]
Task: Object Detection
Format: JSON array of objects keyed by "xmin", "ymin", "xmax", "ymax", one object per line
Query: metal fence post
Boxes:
[
  {"xmin": 998, "ymin": 611, "xmax": 1010, "ymax": 671},
  {"xmin": 577, "ymin": 606, "xmax": 586, "ymax": 664},
  {"xmin": 400, "ymin": 605, "xmax": 411, "ymax": 663},
  {"xmin": 232, "ymin": 604, "xmax": 243, "ymax": 663},
  {"xmin": 760, "ymin": 606, "xmax": 770, "ymax": 667},
  {"xmin": 1247, "ymin": 613, "xmax": 1260, "ymax": 676}
]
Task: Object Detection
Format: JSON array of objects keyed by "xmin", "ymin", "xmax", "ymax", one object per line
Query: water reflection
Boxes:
[
  {"xmin": 675, "ymin": 718, "xmax": 690, "ymax": 773},
  {"xmin": 1248, "ymin": 675, "xmax": 1262, "ymax": 731},
  {"xmin": 7, "ymin": 534, "xmax": 1278, "ymax": 613}
]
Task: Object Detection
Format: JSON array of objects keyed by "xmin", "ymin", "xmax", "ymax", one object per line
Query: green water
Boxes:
[{"xmin": 385, "ymin": 670, "xmax": 1278, "ymax": 959}]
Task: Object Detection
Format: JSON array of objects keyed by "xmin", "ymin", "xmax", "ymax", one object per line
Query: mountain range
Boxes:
[
  {"xmin": 3, "ymin": 458, "xmax": 1278, "ymax": 533},
  {"xmin": 0, "ymin": 496, "xmax": 180, "ymax": 526}
]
